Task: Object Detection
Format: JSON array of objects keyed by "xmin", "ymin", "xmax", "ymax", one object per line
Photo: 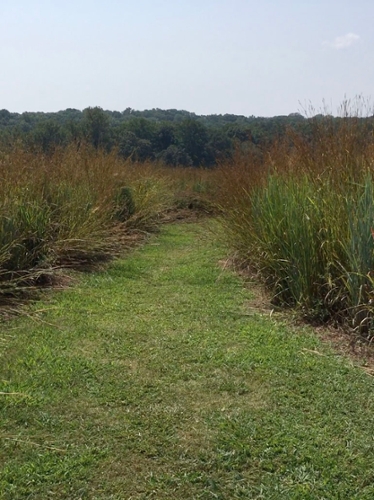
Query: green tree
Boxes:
[
  {"xmin": 158, "ymin": 145, "xmax": 192, "ymax": 167},
  {"xmin": 82, "ymin": 107, "xmax": 111, "ymax": 149},
  {"xmin": 153, "ymin": 122, "xmax": 176, "ymax": 153},
  {"xmin": 30, "ymin": 120, "xmax": 65, "ymax": 152},
  {"xmin": 177, "ymin": 119, "xmax": 209, "ymax": 166},
  {"xmin": 118, "ymin": 131, "xmax": 139, "ymax": 159},
  {"xmin": 124, "ymin": 117, "xmax": 156, "ymax": 140}
]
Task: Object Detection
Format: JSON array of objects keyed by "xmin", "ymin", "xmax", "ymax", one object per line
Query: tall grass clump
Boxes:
[
  {"xmin": 218, "ymin": 99, "xmax": 374, "ymax": 334},
  {"xmin": 0, "ymin": 144, "xmax": 177, "ymax": 300}
]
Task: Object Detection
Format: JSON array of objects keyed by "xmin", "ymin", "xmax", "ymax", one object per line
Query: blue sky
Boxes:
[{"xmin": 0, "ymin": 0, "xmax": 372, "ymax": 116}]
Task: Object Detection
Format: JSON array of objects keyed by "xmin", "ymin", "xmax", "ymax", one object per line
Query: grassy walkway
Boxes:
[{"xmin": 1, "ymin": 222, "xmax": 374, "ymax": 499}]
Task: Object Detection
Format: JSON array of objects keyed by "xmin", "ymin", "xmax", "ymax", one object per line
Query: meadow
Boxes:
[
  {"xmin": 1, "ymin": 105, "xmax": 374, "ymax": 335},
  {"xmin": 2, "ymin": 111, "xmax": 374, "ymax": 497}
]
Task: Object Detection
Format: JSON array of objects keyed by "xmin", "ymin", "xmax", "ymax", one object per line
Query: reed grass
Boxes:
[
  {"xmin": 0, "ymin": 141, "xmax": 218, "ymax": 300},
  {"xmin": 0, "ymin": 144, "xmax": 211, "ymax": 300},
  {"xmin": 218, "ymin": 106, "xmax": 374, "ymax": 334}
]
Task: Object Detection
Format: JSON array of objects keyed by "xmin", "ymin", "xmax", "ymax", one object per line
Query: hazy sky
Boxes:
[{"xmin": 0, "ymin": 0, "xmax": 373, "ymax": 116}]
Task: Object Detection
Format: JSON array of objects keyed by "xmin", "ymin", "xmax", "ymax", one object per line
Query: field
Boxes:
[
  {"xmin": 2, "ymin": 111, "xmax": 374, "ymax": 497},
  {"xmin": 2, "ymin": 108, "xmax": 374, "ymax": 330}
]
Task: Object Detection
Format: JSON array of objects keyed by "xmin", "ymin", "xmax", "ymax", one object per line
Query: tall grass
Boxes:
[
  {"xmin": 218, "ymin": 105, "xmax": 374, "ymax": 334},
  {"xmin": 0, "ymin": 145, "xmax": 189, "ymax": 300},
  {"xmin": 0, "ymin": 142, "xmax": 218, "ymax": 301}
]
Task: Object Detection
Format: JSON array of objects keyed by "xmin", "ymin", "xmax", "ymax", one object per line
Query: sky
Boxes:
[{"xmin": 0, "ymin": 0, "xmax": 373, "ymax": 117}]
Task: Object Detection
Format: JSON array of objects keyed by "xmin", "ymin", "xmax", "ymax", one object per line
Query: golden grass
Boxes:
[
  {"xmin": 216, "ymin": 111, "xmax": 374, "ymax": 331},
  {"xmin": 0, "ymin": 143, "xmax": 218, "ymax": 301}
]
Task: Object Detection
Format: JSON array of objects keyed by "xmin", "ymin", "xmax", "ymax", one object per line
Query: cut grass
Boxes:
[{"xmin": 1, "ymin": 222, "xmax": 374, "ymax": 499}]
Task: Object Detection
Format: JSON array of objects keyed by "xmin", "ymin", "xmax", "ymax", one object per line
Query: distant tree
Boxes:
[
  {"xmin": 118, "ymin": 132, "xmax": 153, "ymax": 161},
  {"xmin": 207, "ymin": 129, "xmax": 234, "ymax": 161},
  {"xmin": 134, "ymin": 139, "xmax": 154, "ymax": 161},
  {"xmin": 0, "ymin": 109, "xmax": 12, "ymax": 126},
  {"xmin": 124, "ymin": 117, "xmax": 156, "ymax": 140},
  {"xmin": 288, "ymin": 112, "xmax": 305, "ymax": 119},
  {"xmin": 153, "ymin": 122, "xmax": 176, "ymax": 152},
  {"xmin": 158, "ymin": 145, "xmax": 192, "ymax": 167},
  {"xmin": 30, "ymin": 120, "xmax": 65, "ymax": 152},
  {"xmin": 82, "ymin": 107, "xmax": 111, "ymax": 149},
  {"xmin": 177, "ymin": 119, "xmax": 210, "ymax": 166},
  {"xmin": 225, "ymin": 124, "xmax": 252, "ymax": 142},
  {"xmin": 64, "ymin": 120, "xmax": 84, "ymax": 145},
  {"xmin": 118, "ymin": 131, "xmax": 139, "ymax": 159},
  {"xmin": 109, "ymin": 110, "xmax": 122, "ymax": 120},
  {"xmin": 122, "ymin": 107, "xmax": 133, "ymax": 116}
]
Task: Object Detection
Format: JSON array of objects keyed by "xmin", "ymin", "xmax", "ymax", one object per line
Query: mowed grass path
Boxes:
[{"xmin": 1, "ymin": 222, "xmax": 374, "ymax": 499}]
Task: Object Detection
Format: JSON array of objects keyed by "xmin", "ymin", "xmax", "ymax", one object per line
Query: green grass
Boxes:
[
  {"xmin": 1, "ymin": 222, "xmax": 374, "ymax": 499},
  {"xmin": 219, "ymin": 169, "xmax": 374, "ymax": 326},
  {"xmin": 216, "ymin": 107, "xmax": 374, "ymax": 326}
]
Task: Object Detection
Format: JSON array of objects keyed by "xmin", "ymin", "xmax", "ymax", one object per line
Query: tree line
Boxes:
[{"xmin": 0, "ymin": 106, "xmax": 371, "ymax": 167}]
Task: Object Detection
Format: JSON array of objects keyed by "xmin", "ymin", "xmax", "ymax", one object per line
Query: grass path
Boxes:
[{"xmin": 1, "ymin": 222, "xmax": 374, "ymax": 499}]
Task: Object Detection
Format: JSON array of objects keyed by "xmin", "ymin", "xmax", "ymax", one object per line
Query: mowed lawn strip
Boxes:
[{"xmin": 1, "ymin": 222, "xmax": 374, "ymax": 499}]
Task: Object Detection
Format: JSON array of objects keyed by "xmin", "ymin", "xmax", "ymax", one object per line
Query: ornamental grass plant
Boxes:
[
  {"xmin": 0, "ymin": 144, "xmax": 183, "ymax": 300},
  {"xmin": 218, "ymin": 101, "xmax": 374, "ymax": 333}
]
